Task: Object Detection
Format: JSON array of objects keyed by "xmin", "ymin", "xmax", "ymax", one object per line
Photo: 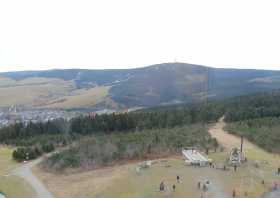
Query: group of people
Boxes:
[
  {"xmin": 197, "ymin": 181, "xmax": 208, "ymax": 191},
  {"xmin": 158, "ymin": 162, "xmax": 247, "ymax": 197},
  {"xmin": 159, "ymin": 175, "xmax": 242, "ymax": 197},
  {"xmin": 159, "ymin": 176, "xmax": 212, "ymax": 197},
  {"xmin": 197, "ymin": 180, "xmax": 211, "ymax": 198},
  {"xmin": 159, "ymin": 175, "xmax": 181, "ymax": 192}
]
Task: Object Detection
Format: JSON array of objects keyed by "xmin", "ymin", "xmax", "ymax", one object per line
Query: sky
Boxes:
[{"xmin": 0, "ymin": 0, "xmax": 280, "ymax": 72}]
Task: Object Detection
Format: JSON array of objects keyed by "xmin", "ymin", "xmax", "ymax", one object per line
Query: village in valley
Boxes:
[{"xmin": 0, "ymin": 106, "xmax": 81, "ymax": 128}]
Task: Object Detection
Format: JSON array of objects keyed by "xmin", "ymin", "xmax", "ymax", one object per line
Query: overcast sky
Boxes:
[{"xmin": 0, "ymin": 0, "xmax": 280, "ymax": 72}]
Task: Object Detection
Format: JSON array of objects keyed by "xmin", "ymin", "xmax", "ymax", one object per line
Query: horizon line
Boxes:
[{"xmin": 1, "ymin": 62, "xmax": 280, "ymax": 73}]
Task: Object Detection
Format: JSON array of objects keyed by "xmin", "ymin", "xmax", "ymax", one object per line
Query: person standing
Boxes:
[
  {"xmin": 159, "ymin": 181, "xmax": 165, "ymax": 191},
  {"xmin": 234, "ymin": 164, "xmax": 237, "ymax": 172},
  {"xmin": 198, "ymin": 181, "xmax": 201, "ymax": 189},
  {"xmin": 232, "ymin": 189, "xmax": 236, "ymax": 197},
  {"xmin": 172, "ymin": 184, "xmax": 176, "ymax": 191},
  {"xmin": 203, "ymin": 184, "xmax": 207, "ymax": 192}
]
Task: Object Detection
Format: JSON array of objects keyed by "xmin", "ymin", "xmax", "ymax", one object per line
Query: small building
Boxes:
[
  {"xmin": 182, "ymin": 149, "xmax": 212, "ymax": 166},
  {"xmin": 229, "ymin": 147, "xmax": 245, "ymax": 165}
]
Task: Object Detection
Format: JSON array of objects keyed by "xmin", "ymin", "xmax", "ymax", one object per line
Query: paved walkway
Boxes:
[{"xmin": 11, "ymin": 157, "xmax": 54, "ymax": 198}]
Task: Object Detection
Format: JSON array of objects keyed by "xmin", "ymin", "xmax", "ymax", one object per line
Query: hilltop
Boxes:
[{"xmin": 1, "ymin": 63, "xmax": 280, "ymax": 109}]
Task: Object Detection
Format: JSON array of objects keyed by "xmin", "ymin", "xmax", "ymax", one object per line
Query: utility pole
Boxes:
[
  {"xmin": 240, "ymin": 136, "xmax": 244, "ymax": 153},
  {"xmin": 206, "ymin": 67, "xmax": 209, "ymax": 104}
]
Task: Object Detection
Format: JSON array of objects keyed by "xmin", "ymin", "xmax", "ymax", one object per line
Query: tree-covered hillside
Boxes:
[
  {"xmin": 223, "ymin": 90, "xmax": 280, "ymax": 122},
  {"xmin": 226, "ymin": 117, "xmax": 280, "ymax": 153}
]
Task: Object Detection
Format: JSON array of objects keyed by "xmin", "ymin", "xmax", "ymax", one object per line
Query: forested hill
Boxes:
[{"xmin": 1, "ymin": 63, "xmax": 280, "ymax": 109}]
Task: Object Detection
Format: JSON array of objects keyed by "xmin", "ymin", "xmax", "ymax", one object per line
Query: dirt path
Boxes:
[
  {"xmin": 11, "ymin": 157, "xmax": 54, "ymax": 198},
  {"xmin": 209, "ymin": 117, "xmax": 256, "ymax": 151}
]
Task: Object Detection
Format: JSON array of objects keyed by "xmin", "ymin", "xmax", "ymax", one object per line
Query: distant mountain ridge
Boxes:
[{"xmin": 1, "ymin": 63, "xmax": 280, "ymax": 109}]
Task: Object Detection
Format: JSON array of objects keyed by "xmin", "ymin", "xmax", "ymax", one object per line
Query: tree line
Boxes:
[
  {"xmin": 70, "ymin": 102, "xmax": 223, "ymax": 135},
  {"xmin": 0, "ymin": 101, "xmax": 224, "ymax": 145},
  {"xmin": 224, "ymin": 91, "xmax": 280, "ymax": 122},
  {"xmin": 0, "ymin": 101, "xmax": 223, "ymax": 162},
  {"xmin": 226, "ymin": 117, "xmax": 280, "ymax": 153},
  {"xmin": 44, "ymin": 125, "xmax": 218, "ymax": 172}
]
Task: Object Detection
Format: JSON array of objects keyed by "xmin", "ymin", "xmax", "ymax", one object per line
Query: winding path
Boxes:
[
  {"xmin": 208, "ymin": 117, "xmax": 256, "ymax": 151},
  {"xmin": 11, "ymin": 157, "xmax": 54, "ymax": 198}
]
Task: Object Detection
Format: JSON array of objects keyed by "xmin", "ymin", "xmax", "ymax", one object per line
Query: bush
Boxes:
[
  {"xmin": 42, "ymin": 143, "xmax": 55, "ymax": 153},
  {"xmin": 12, "ymin": 146, "xmax": 42, "ymax": 162}
]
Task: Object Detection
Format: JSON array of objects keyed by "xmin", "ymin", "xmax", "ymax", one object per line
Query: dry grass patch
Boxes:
[
  {"xmin": 0, "ymin": 77, "xmax": 74, "ymax": 107},
  {"xmin": 46, "ymin": 86, "xmax": 110, "ymax": 109},
  {"xmin": 33, "ymin": 156, "xmax": 239, "ymax": 198}
]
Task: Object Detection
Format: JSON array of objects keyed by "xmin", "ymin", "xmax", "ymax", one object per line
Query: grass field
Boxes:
[
  {"xmin": 33, "ymin": 156, "xmax": 235, "ymax": 198},
  {"xmin": 0, "ymin": 76, "xmax": 112, "ymax": 108},
  {"xmin": 0, "ymin": 147, "xmax": 36, "ymax": 198},
  {"xmin": 33, "ymin": 150, "xmax": 280, "ymax": 198},
  {"xmin": 46, "ymin": 86, "xmax": 110, "ymax": 109},
  {"xmin": 0, "ymin": 77, "xmax": 74, "ymax": 107}
]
